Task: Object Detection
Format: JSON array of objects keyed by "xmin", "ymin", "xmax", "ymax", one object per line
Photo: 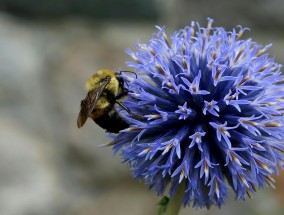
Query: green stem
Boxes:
[{"xmin": 157, "ymin": 182, "xmax": 185, "ymax": 215}]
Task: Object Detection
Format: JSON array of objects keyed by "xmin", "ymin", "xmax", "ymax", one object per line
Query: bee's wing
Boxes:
[{"xmin": 77, "ymin": 78, "xmax": 110, "ymax": 128}]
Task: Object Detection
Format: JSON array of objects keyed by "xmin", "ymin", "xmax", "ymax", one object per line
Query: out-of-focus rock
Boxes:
[
  {"xmin": 0, "ymin": 0, "xmax": 157, "ymax": 20},
  {"xmin": 155, "ymin": 0, "xmax": 284, "ymax": 30},
  {"xmin": 0, "ymin": 12, "xmax": 156, "ymax": 215},
  {"xmin": 70, "ymin": 181, "xmax": 157, "ymax": 215},
  {"xmin": 0, "ymin": 117, "xmax": 61, "ymax": 215}
]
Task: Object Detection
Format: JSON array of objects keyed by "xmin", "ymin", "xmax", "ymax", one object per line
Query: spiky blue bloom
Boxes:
[{"xmin": 112, "ymin": 19, "xmax": 284, "ymax": 208}]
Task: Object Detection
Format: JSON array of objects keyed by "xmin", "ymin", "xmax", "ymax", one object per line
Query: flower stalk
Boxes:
[{"xmin": 161, "ymin": 181, "xmax": 185, "ymax": 215}]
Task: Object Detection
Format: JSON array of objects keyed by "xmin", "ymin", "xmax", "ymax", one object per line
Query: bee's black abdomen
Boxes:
[{"xmin": 94, "ymin": 109, "xmax": 129, "ymax": 133}]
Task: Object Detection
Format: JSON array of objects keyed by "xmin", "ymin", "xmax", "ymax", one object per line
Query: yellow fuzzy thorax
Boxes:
[
  {"xmin": 85, "ymin": 69, "xmax": 119, "ymax": 96},
  {"xmin": 95, "ymin": 96, "xmax": 110, "ymax": 109}
]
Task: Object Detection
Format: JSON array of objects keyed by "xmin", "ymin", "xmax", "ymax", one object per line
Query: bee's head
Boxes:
[{"xmin": 115, "ymin": 70, "xmax": 138, "ymax": 92}]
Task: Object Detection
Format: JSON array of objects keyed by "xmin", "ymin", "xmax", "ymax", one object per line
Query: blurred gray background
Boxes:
[{"xmin": 0, "ymin": 0, "xmax": 284, "ymax": 215}]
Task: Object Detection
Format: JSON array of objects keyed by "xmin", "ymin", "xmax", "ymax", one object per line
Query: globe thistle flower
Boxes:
[{"xmin": 111, "ymin": 18, "xmax": 284, "ymax": 208}]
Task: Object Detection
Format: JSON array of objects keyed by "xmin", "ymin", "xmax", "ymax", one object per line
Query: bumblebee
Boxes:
[{"xmin": 77, "ymin": 69, "xmax": 134, "ymax": 133}]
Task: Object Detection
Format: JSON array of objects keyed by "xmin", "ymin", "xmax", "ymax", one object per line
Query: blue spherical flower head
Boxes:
[{"xmin": 112, "ymin": 19, "xmax": 284, "ymax": 208}]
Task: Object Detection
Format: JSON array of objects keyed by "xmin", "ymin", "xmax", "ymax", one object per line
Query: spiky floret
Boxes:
[{"xmin": 111, "ymin": 18, "xmax": 284, "ymax": 208}]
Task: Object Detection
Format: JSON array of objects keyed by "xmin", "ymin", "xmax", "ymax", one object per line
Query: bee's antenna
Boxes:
[{"xmin": 118, "ymin": 70, "xmax": 138, "ymax": 79}]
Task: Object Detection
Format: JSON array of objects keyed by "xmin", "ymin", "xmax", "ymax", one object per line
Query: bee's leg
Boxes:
[
  {"xmin": 115, "ymin": 100, "xmax": 131, "ymax": 113},
  {"xmin": 115, "ymin": 101, "xmax": 144, "ymax": 119}
]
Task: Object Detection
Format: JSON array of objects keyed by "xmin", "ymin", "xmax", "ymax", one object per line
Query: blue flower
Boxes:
[{"xmin": 111, "ymin": 18, "xmax": 284, "ymax": 208}]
